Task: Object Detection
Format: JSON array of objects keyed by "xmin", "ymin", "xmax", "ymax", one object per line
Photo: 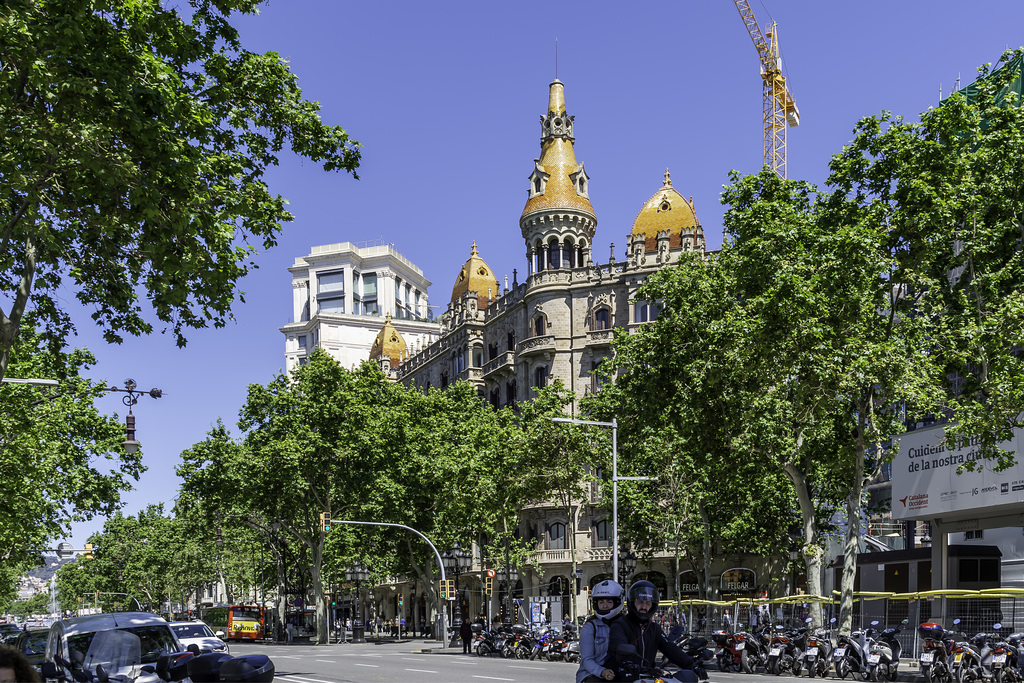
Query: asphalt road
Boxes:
[{"xmin": 229, "ymin": 640, "xmax": 925, "ymax": 683}]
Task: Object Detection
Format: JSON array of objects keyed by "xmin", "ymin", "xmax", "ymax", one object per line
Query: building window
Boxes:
[
  {"xmin": 361, "ymin": 272, "xmax": 378, "ymax": 316},
  {"xmin": 506, "ymin": 380, "xmax": 516, "ymax": 406},
  {"xmin": 964, "ymin": 529, "xmax": 984, "ymax": 541},
  {"xmin": 507, "ymin": 330, "xmax": 516, "ymax": 351},
  {"xmin": 594, "ymin": 520, "xmax": 610, "ymax": 547},
  {"xmin": 472, "ymin": 346, "xmax": 483, "ymax": 367},
  {"xmin": 533, "ymin": 315, "xmax": 546, "ymax": 337},
  {"xmin": 317, "ymin": 269, "xmax": 345, "ymax": 315},
  {"xmin": 534, "ymin": 365, "xmax": 548, "ymax": 389},
  {"xmin": 548, "ymin": 242, "xmax": 561, "ymax": 269},
  {"xmin": 549, "ymin": 522, "xmax": 566, "ymax": 550},
  {"xmin": 489, "ymin": 388, "xmax": 500, "ymax": 409},
  {"xmin": 633, "ymin": 300, "xmax": 661, "ymax": 323},
  {"xmin": 594, "ymin": 308, "xmax": 611, "ymax": 330},
  {"xmin": 297, "ymin": 335, "xmax": 307, "ymax": 349}
]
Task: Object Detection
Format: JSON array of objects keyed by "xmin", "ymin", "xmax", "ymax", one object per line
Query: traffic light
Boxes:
[
  {"xmin": 398, "ymin": 595, "xmax": 404, "ymax": 607},
  {"xmin": 485, "ymin": 576, "xmax": 493, "ymax": 595},
  {"xmin": 319, "ymin": 512, "xmax": 331, "ymax": 532},
  {"xmin": 438, "ymin": 579, "xmax": 447, "ymax": 600},
  {"xmin": 446, "ymin": 579, "xmax": 456, "ymax": 600},
  {"xmin": 82, "ymin": 543, "xmax": 94, "ymax": 560}
]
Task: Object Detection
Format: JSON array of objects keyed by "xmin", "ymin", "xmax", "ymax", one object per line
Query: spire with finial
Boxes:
[{"xmin": 664, "ymin": 168, "xmax": 672, "ymax": 187}]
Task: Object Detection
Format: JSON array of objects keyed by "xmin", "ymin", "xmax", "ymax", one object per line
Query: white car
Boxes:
[{"xmin": 170, "ymin": 620, "xmax": 229, "ymax": 654}]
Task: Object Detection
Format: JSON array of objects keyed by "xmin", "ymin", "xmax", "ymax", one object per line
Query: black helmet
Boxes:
[{"xmin": 626, "ymin": 580, "xmax": 659, "ymax": 622}]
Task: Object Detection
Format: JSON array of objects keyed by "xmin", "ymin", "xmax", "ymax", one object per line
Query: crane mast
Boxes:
[{"xmin": 734, "ymin": 0, "xmax": 800, "ymax": 179}]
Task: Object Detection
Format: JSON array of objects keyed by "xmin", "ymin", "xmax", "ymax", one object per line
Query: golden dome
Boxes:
[
  {"xmin": 450, "ymin": 242, "xmax": 499, "ymax": 308},
  {"xmin": 521, "ymin": 80, "xmax": 596, "ymax": 219},
  {"xmin": 630, "ymin": 169, "xmax": 702, "ymax": 250},
  {"xmin": 369, "ymin": 314, "xmax": 407, "ymax": 369}
]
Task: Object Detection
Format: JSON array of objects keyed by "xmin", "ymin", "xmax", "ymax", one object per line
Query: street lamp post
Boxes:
[
  {"xmin": 550, "ymin": 416, "xmax": 657, "ymax": 584},
  {"xmin": 345, "ymin": 563, "xmax": 370, "ymax": 643},
  {"xmin": 103, "ymin": 378, "xmax": 162, "ymax": 453},
  {"xmin": 442, "ymin": 542, "xmax": 472, "ymax": 646},
  {"xmin": 618, "ymin": 547, "xmax": 637, "ymax": 586}
]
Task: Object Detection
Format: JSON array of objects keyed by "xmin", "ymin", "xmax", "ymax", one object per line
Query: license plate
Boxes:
[
  {"xmin": 868, "ymin": 654, "xmax": 881, "ymax": 664},
  {"xmin": 806, "ymin": 650, "xmax": 817, "ymax": 660},
  {"xmin": 994, "ymin": 654, "xmax": 1006, "ymax": 666},
  {"xmin": 735, "ymin": 643, "xmax": 745, "ymax": 651},
  {"xmin": 834, "ymin": 648, "xmax": 846, "ymax": 659},
  {"xmin": 770, "ymin": 647, "xmax": 783, "ymax": 656},
  {"xmin": 920, "ymin": 653, "xmax": 934, "ymax": 664},
  {"xmin": 954, "ymin": 653, "xmax": 963, "ymax": 665}
]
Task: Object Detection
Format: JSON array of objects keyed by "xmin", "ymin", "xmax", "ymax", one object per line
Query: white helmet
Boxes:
[{"xmin": 591, "ymin": 579, "xmax": 625, "ymax": 621}]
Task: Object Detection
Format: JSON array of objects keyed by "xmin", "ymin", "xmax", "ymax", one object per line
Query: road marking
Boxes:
[
  {"xmin": 275, "ymin": 676, "xmax": 335, "ymax": 683},
  {"xmin": 275, "ymin": 655, "xmax": 301, "ymax": 659},
  {"xmin": 509, "ymin": 664, "xmax": 547, "ymax": 670},
  {"xmin": 472, "ymin": 677, "xmax": 514, "ymax": 681},
  {"xmin": 405, "ymin": 668, "xmax": 438, "ymax": 673},
  {"xmin": 401, "ymin": 657, "xmax": 426, "ymax": 661},
  {"xmin": 353, "ymin": 662, "xmax": 379, "ymax": 668},
  {"xmin": 314, "ymin": 659, "xmax": 335, "ymax": 663}
]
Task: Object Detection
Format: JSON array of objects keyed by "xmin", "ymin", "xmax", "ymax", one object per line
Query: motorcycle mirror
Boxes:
[
  {"xmin": 805, "ymin": 617, "xmax": 813, "ymax": 624},
  {"xmin": 954, "ymin": 619, "xmax": 961, "ymax": 625},
  {"xmin": 830, "ymin": 618, "xmax": 837, "ymax": 624},
  {"xmin": 871, "ymin": 620, "xmax": 880, "ymax": 626},
  {"xmin": 902, "ymin": 619, "xmax": 909, "ymax": 625},
  {"xmin": 995, "ymin": 624, "xmax": 1003, "ymax": 630}
]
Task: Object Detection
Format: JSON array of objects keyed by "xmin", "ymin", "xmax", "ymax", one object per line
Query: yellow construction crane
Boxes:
[{"xmin": 734, "ymin": 1, "xmax": 800, "ymax": 179}]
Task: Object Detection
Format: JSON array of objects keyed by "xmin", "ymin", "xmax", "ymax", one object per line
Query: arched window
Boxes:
[
  {"xmin": 506, "ymin": 380, "xmax": 516, "ymax": 406},
  {"xmin": 440, "ymin": 372, "xmax": 448, "ymax": 388},
  {"xmin": 533, "ymin": 315, "xmax": 546, "ymax": 337},
  {"xmin": 549, "ymin": 522, "xmax": 566, "ymax": 550},
  {"xmin": 489, "ymin": 388, "xmax": 500, "ymax": 409},
  {"xmin": 507, "ymin": 330, "xmax": 516, "ymax": 351},
  {"xmin": 594, "ymin": 520, "xmax": 610, "ymax": 547},
  {"xmin": 594, "ymin": 308, "xmax": 611, "ymax": 330},
  {"xmin": 548, "ymin": 241, "xmax": 561, "ymax": 269},
  {"xmin": 534, "ymin": 365, "xmax": 548, "ymax": 389}
]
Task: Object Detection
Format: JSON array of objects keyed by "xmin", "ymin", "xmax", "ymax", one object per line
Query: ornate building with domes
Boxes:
[
  {"xmin": 286, "ymin": 78, "xmax": 711, "ymax": 625},
  {"xmin": 391, "ymin": 79, "xmax": 706, "ymax": 410}
]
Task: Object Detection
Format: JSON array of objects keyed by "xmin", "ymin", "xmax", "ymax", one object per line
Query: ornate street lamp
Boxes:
[
  {"xmin": 618, "ymin": 548, "xmax": 637, "ymax": 584},
  {"xmin": 502, "ymin": 565, "xmax": 520, "ymax": 624},
  {"xmin": 442, "ymin": 542, "xmax": 472, "ymax": 627},
  {"xmin": 104, "ymin": 378, "xmax": 162, "ymax": 453},
  {"xmin": 345, "ymin": 563, "xmax": 370, "ymax": 643}
]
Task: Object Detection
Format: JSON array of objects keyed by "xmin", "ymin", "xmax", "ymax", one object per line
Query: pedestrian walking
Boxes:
[{"xmin": 286, "ymin": 622, "xmax": 294, "ymax": 644}]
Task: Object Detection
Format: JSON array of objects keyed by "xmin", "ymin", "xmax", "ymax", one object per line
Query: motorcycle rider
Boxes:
[
  {"xmin": 608, "ymin": 580, "xmax": 703, "ymax": 682},
  {"xmin": 577, "ymin": 579, "xmax": 625, "ymax": 682}
]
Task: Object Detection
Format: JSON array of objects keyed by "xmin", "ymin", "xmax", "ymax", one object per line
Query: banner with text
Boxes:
[{"xmin": 890, "ymin": 423, "xmax": 1024, "ymax": 521}]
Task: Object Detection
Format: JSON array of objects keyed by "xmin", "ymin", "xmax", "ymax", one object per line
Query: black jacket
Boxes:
[{"xmin": 607, "ymin": 613, "xmax": 694, "ymax": 679}]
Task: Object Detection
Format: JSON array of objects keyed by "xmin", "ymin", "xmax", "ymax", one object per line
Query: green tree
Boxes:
[
  {"xmin": 0, "ymin": 316, "xmax": 142, "ymax": 573},
  {"xmin": 0, "ymin": 0, "xmax": 360, "ymax": 380}
]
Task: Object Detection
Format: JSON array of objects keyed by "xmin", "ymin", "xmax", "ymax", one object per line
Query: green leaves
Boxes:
[{"xmin": 0, "ymin": 0, "xmax": 361, "ymax": 379}]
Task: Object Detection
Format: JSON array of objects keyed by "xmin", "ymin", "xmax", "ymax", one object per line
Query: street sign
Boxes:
[
  {"xmin": 486, "ymin": 568, "xmax": 496, "ymax": 578},
  {"xmin": 294, "ymin": 597, "xmax": 302, "ymax": 608},
  {"xmin": 56, "ymin": 542, "xmax": 74, "ymax": 559}
]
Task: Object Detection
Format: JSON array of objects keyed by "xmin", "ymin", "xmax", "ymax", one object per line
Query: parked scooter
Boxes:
[
  {"xmin": 713, "ymin": 628, "xmax": 749, "ymax": 673},
  {"xmin": 993, "ymin": 628, "xmax": 1023, "ymax": 683},
  {"xmin": 865, "ymin": 621, "xmax": 904, "ymax": 682},
  {"xmin": 766, "ymin": 624, "xmax": 807, "ymax": 676},
  {"xmin": 801, "ymin": 617, "xmax": 834, "ymax": 679},
  {"xmin": 833, "ymin": 621, "xmax": 879, "ymax": 680},
  {"xmin": 919, "ymin": 621, "xmax": 955, "ymax": 683}
]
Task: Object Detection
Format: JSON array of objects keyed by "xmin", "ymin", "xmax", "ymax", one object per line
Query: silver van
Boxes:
[{"xmin": 43, "ymin": 612, "xmax": 184, "ymax": 682}]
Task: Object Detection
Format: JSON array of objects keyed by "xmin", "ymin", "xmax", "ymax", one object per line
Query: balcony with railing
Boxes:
[
  {"xmin": 482, "ymin": 350, "xmax": 515, "ymax": 378},
  {"xmin": 517, "ymin": 334, "xmax": 555, "ymax": 356}
]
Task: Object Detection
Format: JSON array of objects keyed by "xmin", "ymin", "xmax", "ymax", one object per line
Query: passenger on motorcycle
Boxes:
[
  {"xmin": 608, "ymin": 580, "xmax": 703, "ymax": 682},
  {"xmin": 577, "ymin": 579, "xmax": 625, "ymax": 682}
]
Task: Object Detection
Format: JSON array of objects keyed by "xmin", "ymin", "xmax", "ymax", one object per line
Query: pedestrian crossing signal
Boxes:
[
  {"xmin": 439, "ymin": 579, "xmax": 447, "ymax": 600},
  {"xmin": 485, "ymin": 576, "xmax": 493, "ymax": 595},
  {"xmin": 319, "ymin": 512, "xmax": 331, "ymax": 532}
]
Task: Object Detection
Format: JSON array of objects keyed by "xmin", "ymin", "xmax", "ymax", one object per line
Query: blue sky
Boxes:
[{"xmin": 58, "ymin": 0, "xmax": 1024, "ymax": 546}]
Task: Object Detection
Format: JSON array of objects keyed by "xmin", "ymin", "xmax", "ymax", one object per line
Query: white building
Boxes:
[{"xmin": 281, "ymin": 241, "xmax": 440, "ymax": 372}]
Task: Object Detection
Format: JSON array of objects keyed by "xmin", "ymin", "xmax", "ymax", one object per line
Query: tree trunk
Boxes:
[
  {"xmin": 839, "ymin": 408, "xmax": 869, "ymax": 636},
  {"xmin": 783, "ymin": 461, "xmax": 823, "ymax": 627}
]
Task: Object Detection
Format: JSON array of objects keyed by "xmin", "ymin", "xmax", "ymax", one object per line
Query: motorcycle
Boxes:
[
  {"xmin": 766, "ymin": 625, "xmax": 807, "ymax": 676},
  {"xmin": 834, "ymin": 621, "xmax": 879, "ymax": 679},
  {"xmin": 659, "ymin": 633, "xmax": 714, "ymax": 670},
  {"xmin": 528, "ymin": 625, "xmax": 553, "ymax": 660},
  {"xmin": 616, "ymin": 642, "xmax": 708, "ymax": 682},
  {"xmin": 713, "ymin": 628, "xmax": 750, "ymax": 673},
  {"xmin": 866, "ymin": 622, "xmax": 904, "ymax": 682},
  {"xmin": 801, "ymin": 617, "xmax": 834, "ymax": 679},
  {"xmin": 473, "ymin": 625, "xmax": 497, "ymax": 657},
  {"xmin": 993, "ymin": 628, "xmax": 1023, "ymax": 683},
  {"xmin": 735, "ymin": 624, "xmax": 771, "ymax": 674},
  {"xmin": 919, "ymin": 621, "xmax": 955, "ymax": 683},
  {"xmin": 545, "ymin": 624, "xmax": 576, "ymax": 662}
]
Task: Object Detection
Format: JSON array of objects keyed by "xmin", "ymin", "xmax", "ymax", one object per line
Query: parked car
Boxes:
[
  {"xmin": 170, "ymin": 620, "xmax": 230, "ymax": 654},
  {"xmin": 11, "ymin": 628, "xmax": 48, "ymax": 673},
  {"xmin": 42, "ymin": 611, "xmax": 184, "ymax": 683},
  {"xmin": 0, "ymin": 623, "xmax": 21, "ymax": 645}
]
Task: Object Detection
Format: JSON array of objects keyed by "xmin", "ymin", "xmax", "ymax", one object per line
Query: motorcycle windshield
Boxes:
[{"xmin": 83, "ymin": 629, "xmax": 143, "ymax": 680}]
